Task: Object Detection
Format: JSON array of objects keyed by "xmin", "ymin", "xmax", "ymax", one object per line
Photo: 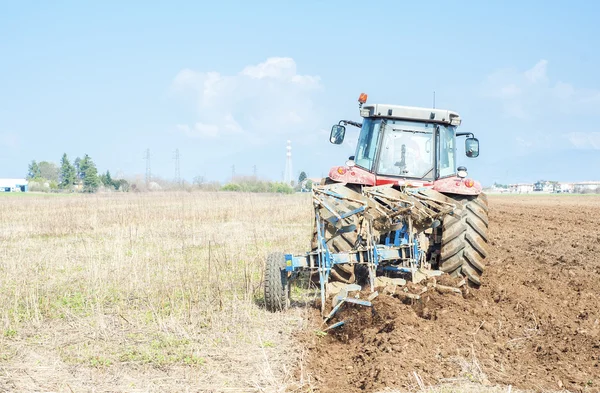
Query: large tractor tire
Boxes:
[
  {"xmin": 439, "ymin": 193, "xmax": 489, "ymax": 287},
  {"xmin": 310, "ymin": 220, "xmax": 359, "ymax": 284},
  {"xmin": 264, "ymin": 252, "xmax": 290, "ymax": 312},
  {"xmin": 311, "ymin": 181, "xmax": 365, "ymax": 284}
]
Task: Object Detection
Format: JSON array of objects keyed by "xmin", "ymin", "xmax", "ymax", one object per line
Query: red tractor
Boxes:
[{"xmin": 264, "ymin": 93, "xmax": 488, "ymax": 313}]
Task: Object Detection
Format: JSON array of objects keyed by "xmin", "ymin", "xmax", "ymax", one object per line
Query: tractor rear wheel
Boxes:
[
  {"xmin": 439, "ymin": 193, "xmax": 489, "ymax": 287},
  {"xmin": 264, "ymin": 252, "xmax": 290, "ymax": 312}
]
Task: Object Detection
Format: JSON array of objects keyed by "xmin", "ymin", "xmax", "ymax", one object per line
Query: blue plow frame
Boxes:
[{"xmin": 284, "ymin": 212, "xmax": 420, "ymax": 314}]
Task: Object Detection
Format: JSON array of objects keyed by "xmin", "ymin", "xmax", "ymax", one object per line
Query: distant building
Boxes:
[
  {"xmin": 533, "ymin": 180, "xmax": 557, "ymax": 193},
  {"xmin": 509, "ymin": 183, "xmax": 534, "ymax": 193},
  {"xmin": 489, "ymin": 184, "xmax": 509, "ymax": 193},
  {"xmin": 0, "ymin": 178, "xmax": 28, "ymax": 192},
  {"xmin": 558, "ymin": 183, "xmax": 574, "ymax": 193},
  {"xmin": 573, "ymin": 181, "xmax": 600, "ymax": 193}
]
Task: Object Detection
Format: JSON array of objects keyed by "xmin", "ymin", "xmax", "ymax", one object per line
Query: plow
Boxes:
[{"xmin": 264, "ymin": 93, "xmax": 489, "ymax": 317}]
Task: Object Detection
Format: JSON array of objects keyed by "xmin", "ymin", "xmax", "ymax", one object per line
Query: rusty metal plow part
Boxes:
[
  {"xmin": 311, "ymin": 184, "xmax": 372, "ymax": 313},
  {"xmin": 311, "ymin": 184, "xmax": 459, "ymax": 250},
  {"xmin": 309, "ymin": 183, "xmax": 462, "ymax": 316},
  {"xmin": 364, "ymin": 186, "xmax": 458, "ymax": 231},
  {"xmin": 312, "ymin": 184, "xmax": 369, "ymax": 228},
  {"xmin": 411, "ymin": 191, "xmax": 457, "ymax": 217},
  {"xmin": 362, "ymin": 186, "xmax": 415, "ymax": 231}
]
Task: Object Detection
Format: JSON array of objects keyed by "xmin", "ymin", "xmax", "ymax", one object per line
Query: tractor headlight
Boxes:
[{"xmin": 457, "ymin": 166, "xmax": 468, "ymax": 178}]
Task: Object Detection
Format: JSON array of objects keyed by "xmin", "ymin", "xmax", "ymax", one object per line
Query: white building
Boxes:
[
  {"xmin": 509, "ymin": 183, "xmax": 534, "ymax": 193},
  {"xmin": 558, "ymin": 183, "xmax": 574, "ymax": 193},
  {"xmin": 534, "ymin": 180, "xmax": 557, "ymax": 192},
  {"xmin": 0, "ymin": 178, "xmax": 28, "ymax": 192},
  {"xmin": 574, "ymin": 181, "xmax": 600, "ymax": 193},
  {"xmin": 489, "ymin": 185, "xmax": 509, "ymax": 193}
]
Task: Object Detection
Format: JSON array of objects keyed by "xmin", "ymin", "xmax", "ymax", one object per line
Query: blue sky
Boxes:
[{"xmin": 1, "ymin": 0, "xmax": 599, "ymax": 186}]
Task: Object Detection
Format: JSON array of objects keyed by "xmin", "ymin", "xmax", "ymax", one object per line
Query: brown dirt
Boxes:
[{"xmin": 300, "ymin": 195, "xmax": 600, "ymax": 393}]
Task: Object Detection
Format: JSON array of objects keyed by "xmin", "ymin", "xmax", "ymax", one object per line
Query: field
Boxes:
[
  {"xmin": 0, "ymin": 192, "xmax": 599, "ymax": 392},
  {"xmin": 304, "ymin": 194, "xmax": 600, "ymax": 392}
]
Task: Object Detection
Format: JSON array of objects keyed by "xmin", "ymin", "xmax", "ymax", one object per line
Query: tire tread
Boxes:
[{"xmin": 439, "ymin": 193, "xmax": 489, "ymax": 287}]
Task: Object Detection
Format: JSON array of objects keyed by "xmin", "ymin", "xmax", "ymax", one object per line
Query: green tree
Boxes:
[
  {"xmin": 298, "ymin": 171, "xmax": 307, "ymax": 184},
  {"xmin": 38, "ymin": 161, "xmax": 59, "ymax": 182},
  {"xmin": 105, "ymin": 170, "xmax": 113, "ymax": 185},
  {"xmin": 59, "ymin": 153, "xmax": 76, "ymax": 189},
  {"xmin": 100, "ymin": 170, "xmax": 116, "ymax": 190},
  {"xmin": 74, "ymin": 157, "xmax": 82, "ymax": 180},
  {"xmin": 305, "ymin": 179, "xmax": 313, "ymax": 191},
  {"xmin": 115, "ymin": 179, "xmax": 130, "ymax": 192},
  {"xmin": 79, "ymin": 154, "xmax": 99, "ymax": 192},
  {"xmin": 27, "ymin": 160, "xmax": 41, "ymax": 180}
]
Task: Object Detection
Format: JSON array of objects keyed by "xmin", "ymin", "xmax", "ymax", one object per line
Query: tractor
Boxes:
[{"xmin": 264, "ymin": 93, "xmax": 489, "ymax": 314}]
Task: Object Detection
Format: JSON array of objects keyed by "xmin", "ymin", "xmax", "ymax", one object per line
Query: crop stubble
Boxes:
[{"xmin": 0, "ymin": 192, "xmax": 312, "ymax": 392}]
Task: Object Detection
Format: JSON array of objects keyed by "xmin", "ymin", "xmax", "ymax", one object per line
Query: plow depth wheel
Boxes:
[
  {"xmin": 439, "ymin": 193, "xmax": 489, "ymax": 287},
  {"xmin": 264, "ymin": 252, "xmax": 291, "ymax": 312}
]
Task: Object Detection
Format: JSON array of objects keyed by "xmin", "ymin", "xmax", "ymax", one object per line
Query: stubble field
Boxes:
[
  {"xmin": 0, "ymin": 192, "xmax": 313, "ymax": 392},
  {"xmin": 0, "ymin": 192, "xmax": 599, "ymax": 393}
]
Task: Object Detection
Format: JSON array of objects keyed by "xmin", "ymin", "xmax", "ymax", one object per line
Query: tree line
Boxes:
[
  {"xmin": 25, "ymin": 155, "xmax": 315, "ymax": 194},
  {"xmin": 27, "ymin": 153, "xmax": 128, "ymax": 193},
  {"xmin": 217, "ymin": 171, "xmax": 314, "ymax": 194}
]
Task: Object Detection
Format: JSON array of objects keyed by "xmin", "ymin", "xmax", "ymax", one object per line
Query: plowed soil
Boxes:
[{"xmin": 301, "ymin": 195, "xmax": 600, "ymax": 392}]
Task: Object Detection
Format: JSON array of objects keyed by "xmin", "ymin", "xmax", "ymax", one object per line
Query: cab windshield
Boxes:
[
  {"xmin": 376, "ymin": 120, "xmax": 434, "ymax": 178},
  {"xmin": 354, "ymin": 118, "xmax": 456, "ymax": 179}
]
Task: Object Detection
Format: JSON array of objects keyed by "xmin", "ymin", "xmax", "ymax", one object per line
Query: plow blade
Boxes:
[{"xmin": 312, "ymin": 183, "xmax": 457, "ymax": 253}]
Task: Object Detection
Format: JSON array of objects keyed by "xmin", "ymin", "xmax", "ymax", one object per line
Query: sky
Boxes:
[{"xmin": 1, "ymin": 0, "xmax": 599, "ymax": 186}]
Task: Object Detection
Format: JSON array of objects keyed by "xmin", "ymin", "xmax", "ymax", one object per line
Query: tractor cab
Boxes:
[{"xmin": 328, "ymin": 94, "xmax": 481, "ymax": 191}]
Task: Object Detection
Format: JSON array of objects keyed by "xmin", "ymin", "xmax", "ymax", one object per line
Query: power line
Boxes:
[{"xmin": 231, "ymin": 165, "xmax": 236, "ymax": 181}]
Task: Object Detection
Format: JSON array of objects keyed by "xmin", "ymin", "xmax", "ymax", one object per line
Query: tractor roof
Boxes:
[{"xmin": 360, "ymin": 104, "xmax": 462, "ymax": 126}]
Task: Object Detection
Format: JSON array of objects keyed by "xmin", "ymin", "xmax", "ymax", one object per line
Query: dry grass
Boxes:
[
  {"xmin": 0, "ymin": 191, "xmax": 563, "ymax": 393},
  {"xmin": 0, "ymin": 191, "xmax": 315, "ymax": 392}
]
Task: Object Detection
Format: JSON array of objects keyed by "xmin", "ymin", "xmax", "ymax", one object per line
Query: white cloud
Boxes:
[
  {"xmin": 499, "ymin": 83, "xmax": 521, "ymax": 98},
  {"xmin": 516, "ymin": 136, "xmax": 533, "ymax": 148},
  {"xmin": 176, "ymin": 123, "xmax": 218, "ymax": 138},
  {"xmin": 171, "ymin": 57, "xmax": 322, "ymax": 141},
  {"xmin": 566, "ymin": 132, "xmax": 600, "ymax": 150},
  {"xmin": 176, "ymin": 115, "xmax": 243, "ymax": 139},
  {"xmin": 524, "ymin": 59, "xmax": 548, "ymax": 84},
  {"xmin": 481, "ymin": 60, "xmax": 600, "ymax": 119}
]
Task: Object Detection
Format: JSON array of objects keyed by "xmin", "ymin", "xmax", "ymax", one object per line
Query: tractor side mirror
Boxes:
[
  {"xmin": 465, "ymin": 137, "xmax": 479, "ymax": 158},
  {"xmin": 330, "ymin": 124, "xmax": 346, "ymax": 145}
]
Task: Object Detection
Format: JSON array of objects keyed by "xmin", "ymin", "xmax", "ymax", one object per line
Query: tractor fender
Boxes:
[
  {"xmin": 328, "ymin": 165, "xmax": 376, "ymax": 186},
  {"xmin": 433, "ymin": 176, "xmax": 482, "ymax": 196}
]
